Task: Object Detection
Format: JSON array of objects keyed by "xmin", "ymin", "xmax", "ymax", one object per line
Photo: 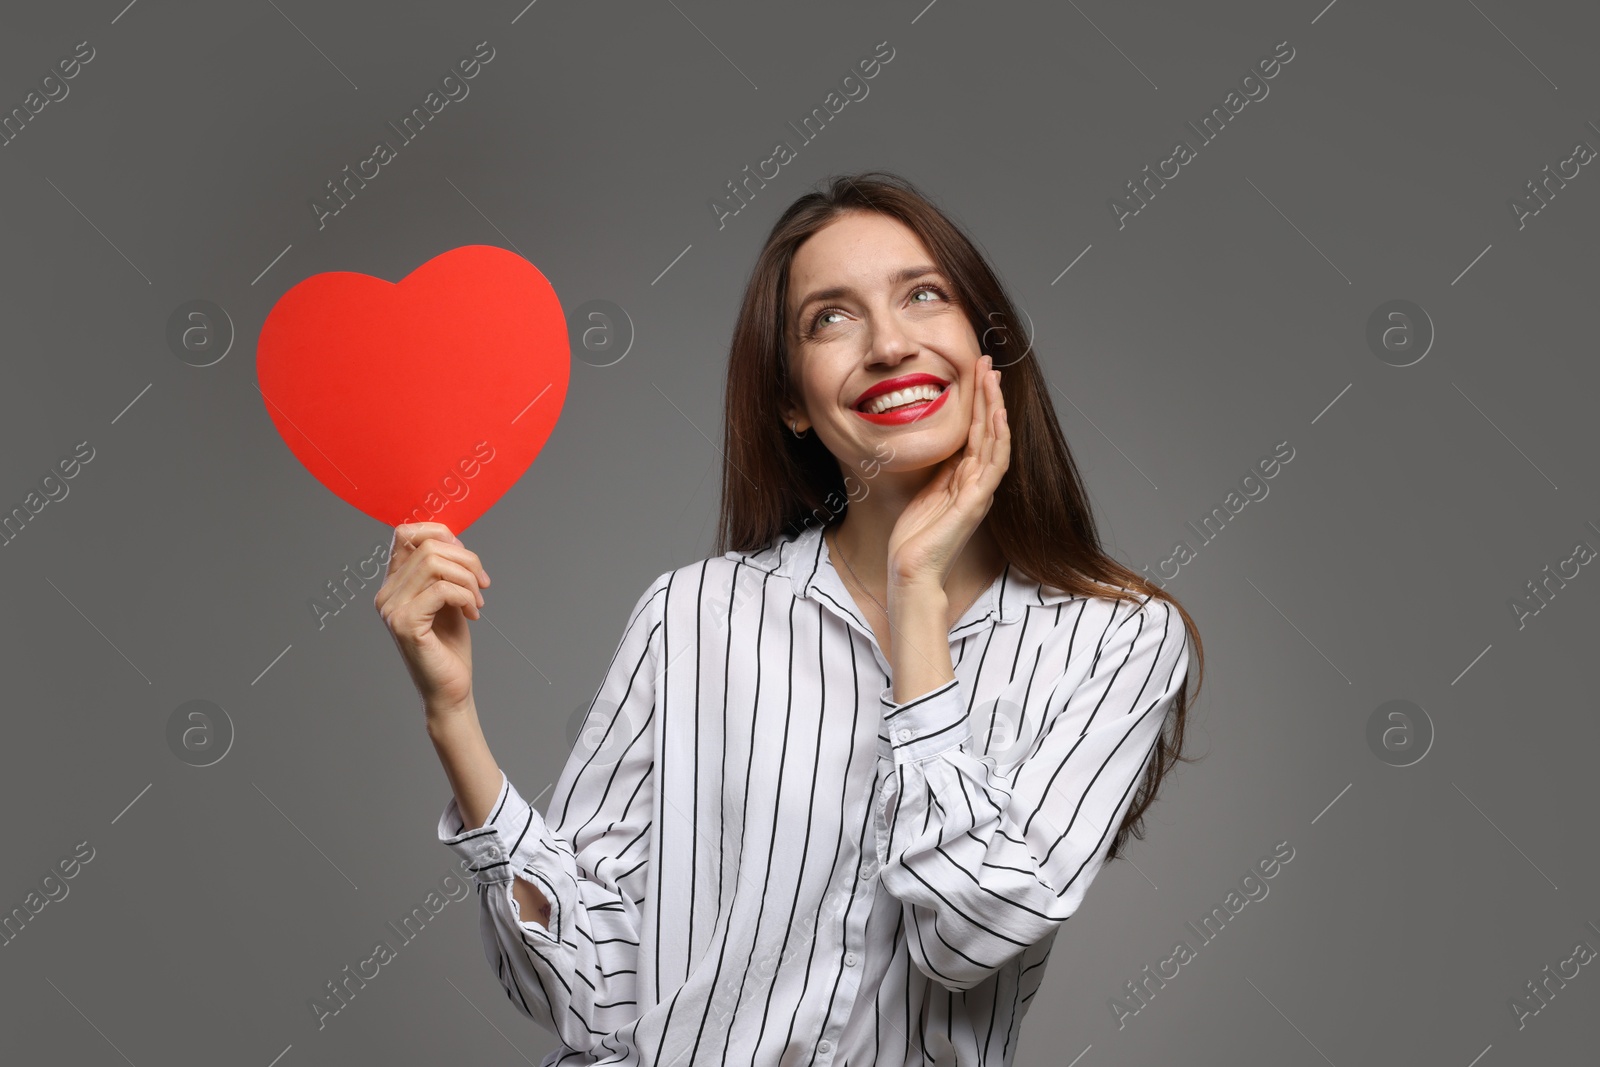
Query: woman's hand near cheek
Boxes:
[
  {"xmin": 373, "ymin": 521, "xmax": 492, "ymax": 719},
  {"xmin": 887, "ymin": 353, "xmax": 1010, "ymax": 591}
]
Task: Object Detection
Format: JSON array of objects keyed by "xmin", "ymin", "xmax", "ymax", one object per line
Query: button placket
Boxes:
[
  {"xmin": 825, "ymin": 840, "xmax": 871, "ymax": 1064},
  {"xmin": 828, "ymin": 913, "xmax": 864, "ymax": 1060}
]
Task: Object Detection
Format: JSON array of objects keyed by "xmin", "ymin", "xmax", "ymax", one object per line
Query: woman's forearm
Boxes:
[
  {"xmin": 888, "ymin": 583, "xmax": 954, "ymax": 704},
  {"xmin": 426, "ymin": 701, "xmax": 504, "ymax": 830},
  {"xmin": 427, "ymin": 703, "xmax": 551, "ymax": 926}
]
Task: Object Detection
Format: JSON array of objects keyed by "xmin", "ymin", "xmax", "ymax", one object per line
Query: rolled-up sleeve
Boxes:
[
  {"xmin": 438, "ymin": 572, "xmax": 668, "ymax": 1047},
  {"xmin": 874, "ymin": 596, "xmax": 1190, "ymax": 991}
]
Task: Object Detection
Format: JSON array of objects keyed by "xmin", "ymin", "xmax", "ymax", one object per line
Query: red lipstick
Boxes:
[
  {"xmin": 853, "ymin": 373, "xmax": 949, "ymax": 409},
  {"xmin": 852, "ymin": 373, "xmax": 952, "ymax": 426}
]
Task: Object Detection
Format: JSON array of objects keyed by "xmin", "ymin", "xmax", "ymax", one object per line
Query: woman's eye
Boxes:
[{"xmin": 809, "ymin": 285, "xmax": 947, "ymax": 333}]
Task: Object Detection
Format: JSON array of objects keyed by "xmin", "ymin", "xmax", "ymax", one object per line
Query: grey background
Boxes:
[{"xmin": 1, "ymin": 0, "xmax": 1596, "ymax": 1064}]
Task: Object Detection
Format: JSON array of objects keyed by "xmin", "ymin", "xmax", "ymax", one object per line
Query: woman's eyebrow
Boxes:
[{"xmin": 793, "ymin": 265, "xmax": 943, "ymax": 316}]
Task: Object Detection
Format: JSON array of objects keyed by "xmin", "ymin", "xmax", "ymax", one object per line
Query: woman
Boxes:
[{"xmin": 377, "ymin": 172, "xmax": 1203, "ymax": 1066}]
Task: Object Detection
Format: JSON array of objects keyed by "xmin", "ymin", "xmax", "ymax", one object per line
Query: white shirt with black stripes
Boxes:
[{"xmin": 438, "ymin": 518, "xmax": 1190, "ymax": 1066}]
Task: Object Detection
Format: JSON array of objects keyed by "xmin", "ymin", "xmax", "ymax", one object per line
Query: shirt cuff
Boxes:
[
  {"xmin": 436, "ymin": 769, "xmax": 564, "ymax": 941},
  {"xmin": 878, "ymin": 678, "xmax": 970, "ymax": 765}
]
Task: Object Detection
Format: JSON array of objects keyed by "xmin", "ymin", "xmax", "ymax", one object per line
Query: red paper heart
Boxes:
[{"xmin": 257, "ymin": 245, "xmax": 569, "ymax": 534}]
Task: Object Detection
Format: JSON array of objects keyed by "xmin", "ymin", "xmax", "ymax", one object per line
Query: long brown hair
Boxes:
[{"xmin": 714, "ymin": 171, "xmax": 1203, "ymax": 861}]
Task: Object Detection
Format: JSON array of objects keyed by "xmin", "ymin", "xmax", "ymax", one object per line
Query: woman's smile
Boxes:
[{"xmin": 851, "ymin": 380, "xmax": 952, "ymax": 425}]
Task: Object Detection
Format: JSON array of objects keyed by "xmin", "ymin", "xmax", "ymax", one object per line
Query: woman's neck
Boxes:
[{"xmin": 826, "ymin": 505, "xmax": 1005, "ymax": 615}]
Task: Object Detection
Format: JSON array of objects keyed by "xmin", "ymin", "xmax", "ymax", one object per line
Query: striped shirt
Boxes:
[{"xmin": 437, "ymin": 518, "xmax": 1190, "ymax": 1066}]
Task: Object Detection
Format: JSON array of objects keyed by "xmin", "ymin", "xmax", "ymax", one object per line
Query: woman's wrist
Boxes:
[
  {"xmin": 425, "ymin": 697, "xmax": 482, "ymax": 748},
  {"xmin": 887, "ymin": 574, "xmax": 947, "ymax": 604}
]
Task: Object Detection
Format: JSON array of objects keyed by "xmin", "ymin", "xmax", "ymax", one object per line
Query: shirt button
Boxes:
[
  {"xmin": 859, "ymin": 862, "xmax": 873, "ymax": 879},
  {"xmin": 896, "ymin": 728, "xmax": 912, "ymax": 742},
  {"xmin": 818, "ymin": 1040, "xmax": 832, "ymax": 1053},
  {"xmin": 485, "ymin": 844, "xmax": 501, "ymax": 859},
  {"xmin": 844, "ymin": 952, "xmax": 857, "ymax": 967}
]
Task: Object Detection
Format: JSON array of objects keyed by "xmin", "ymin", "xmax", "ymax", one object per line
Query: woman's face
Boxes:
[{"xmin": 784, "ymin": 210, "xmax": 984, "ymax": 477}]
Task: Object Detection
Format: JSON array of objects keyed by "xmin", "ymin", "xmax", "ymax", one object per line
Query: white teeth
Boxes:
[{"xmin": 861, "ymin": 383, "xmax": 943, "ymax": 415}]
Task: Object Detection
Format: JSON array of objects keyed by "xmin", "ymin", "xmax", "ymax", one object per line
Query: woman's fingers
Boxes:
[
  {"xmin": 979, "ymin": 367, "xmax": 1004, "ymax": 483},
  {"xmin": 417, "ymin": 542, "xmax": 490, "ymax": 595},
  {"xmin": 959, "ymin": 358, "xmax": 1008, "ymax": 512},
  {"xmin": 965, "ymin": 356, "xmax": 1000, "ymax": 468},
  {"xmin": 966, "ymin": 354, "xmax": 992, "ymax": 459},
  {"xmin": 387, "ymin": 523, "xmax": 489, "ymax": 582},
  {"xmin": 393, "ymin": 575, "xmax": 483, "ymax": 638},
  {"xmin": 976, "ymin": 361, "xmax": 994, "ymax": 470},
  {"xmin": 386, "ymin": 521, "xmax": 456, "ymax": 568},
  {"xmin": 385, "ymin": 523, "xmax": 490, "ymax": 585},
  {"xmin": 415, "ymin": 555, "xmax": 485, "ymax": 610},
  {"xmin": 984, "ymin": 360, "xmax": 1007, "ymax": 470},
  {"xmin": 376, "ymin": 533, "xmax": 489, "ymax": 619}
]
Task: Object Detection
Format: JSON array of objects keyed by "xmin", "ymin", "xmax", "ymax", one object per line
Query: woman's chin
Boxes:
[{"xmin": 848, "ymin": 437, "xmax": 964, "ymax": 473}]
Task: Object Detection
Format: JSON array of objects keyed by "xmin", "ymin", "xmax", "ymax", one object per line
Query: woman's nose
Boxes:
[{"xmin": 867, "ymin": 313, "xmax": 918, "ymax": 362}]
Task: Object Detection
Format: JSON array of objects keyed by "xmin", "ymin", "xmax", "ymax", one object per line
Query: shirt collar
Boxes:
[{"xmin": 723, "ymin": 521, "xmax": 1072, "ymax": 632}]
